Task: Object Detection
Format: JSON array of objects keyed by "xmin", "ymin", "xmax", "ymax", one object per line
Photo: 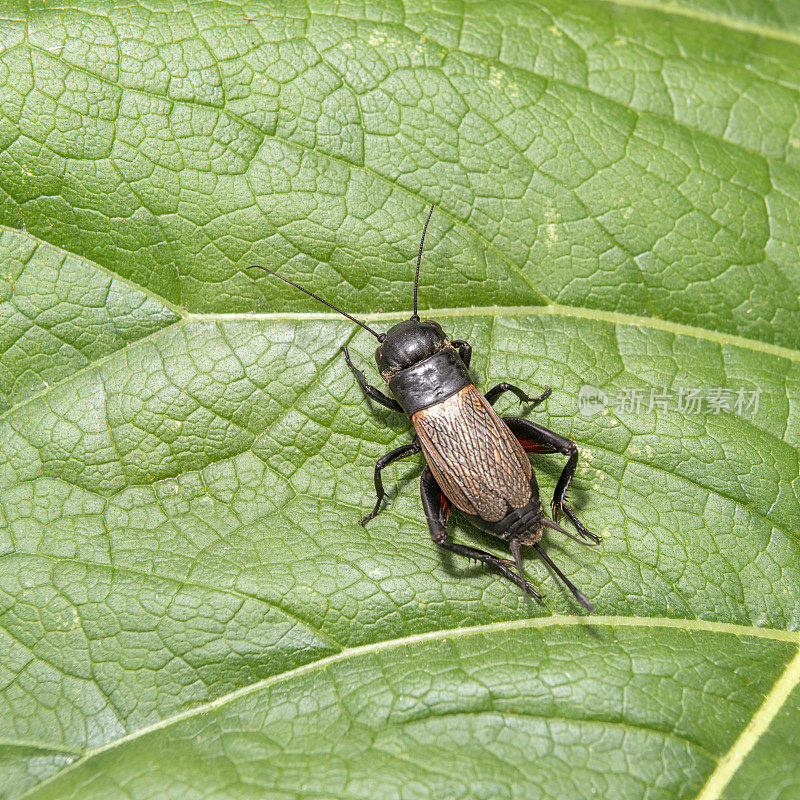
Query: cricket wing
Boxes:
[{"xmin": 412, "ymin": 384, "xmax": 532, "ymax": 523}]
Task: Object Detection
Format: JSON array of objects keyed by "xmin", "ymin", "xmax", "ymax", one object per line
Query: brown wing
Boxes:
[{"xmin": 412, "ymin": 385, "xmax": 532, "ymax": 522}]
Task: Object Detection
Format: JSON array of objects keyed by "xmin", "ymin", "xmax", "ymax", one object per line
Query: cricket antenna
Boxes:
[
  {"xmin": 411, "ymin": 203, "xmax": 436, "ymax": 321},
  {"xmin": 248, "ymin": 265, "xmax": 386, "ymax": 341}
]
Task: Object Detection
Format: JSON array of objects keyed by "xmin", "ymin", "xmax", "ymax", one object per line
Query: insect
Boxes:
[{"xmin": 250, "ymin": 205, "xmax": 599, "ymax": 610}]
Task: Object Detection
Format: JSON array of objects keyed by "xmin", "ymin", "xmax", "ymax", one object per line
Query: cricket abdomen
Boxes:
[{"xmin": 461, "ymin": 478, "xmax": 546, "ymax": 545}]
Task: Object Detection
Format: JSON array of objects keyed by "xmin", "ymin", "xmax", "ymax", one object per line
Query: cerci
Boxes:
[{"xmin": 250, "ymin": 206, "xmax": 599, "ymax": 610}]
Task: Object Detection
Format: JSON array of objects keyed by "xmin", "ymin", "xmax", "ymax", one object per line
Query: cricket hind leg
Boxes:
[
  {"xmin": 420, "ymin": 468, "xmax": 542, "ymax": 599},
  {"xmin": 503, "ymin": 415, "xmax": 600, "ymax": 543}
]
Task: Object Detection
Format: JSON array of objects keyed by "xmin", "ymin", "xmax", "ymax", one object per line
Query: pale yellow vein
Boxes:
[{"xmin": 694, "ymin": 643, "xmax": 800, "ymax": 800}]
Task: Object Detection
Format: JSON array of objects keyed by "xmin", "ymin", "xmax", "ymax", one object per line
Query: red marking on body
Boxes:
[{"xmin": 517, "ymin": 437, "xmax": 550, "ymax": 453}]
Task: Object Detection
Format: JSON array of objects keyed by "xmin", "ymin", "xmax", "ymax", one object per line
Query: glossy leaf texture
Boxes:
[{"xmin": 1, "ymin": 2, "xmax": 799, "ymax": 799}]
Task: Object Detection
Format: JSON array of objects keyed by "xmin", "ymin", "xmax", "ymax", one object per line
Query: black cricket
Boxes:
[{"xmin": 250, "ymin": 205, "xmax": 599, "ymax": 610}]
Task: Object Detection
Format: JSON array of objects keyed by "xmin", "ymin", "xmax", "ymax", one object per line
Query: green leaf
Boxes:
[{"xmin": 1, "ymin": 2, "xmax": 799, "ymax": 799}]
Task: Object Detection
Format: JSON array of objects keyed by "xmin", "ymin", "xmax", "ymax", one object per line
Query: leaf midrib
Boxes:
[
  {"xmin": 594, "ymin": 0, "xmax": 800, "ymax": 47},
  {"xmin": 2, "ymin": 300, "xmax": 796, "ymax": 428},
  {"xmin": 695, "ymin": 646, "xmax": 800, "ymax": 799},
  {"xmin": 12, "ymin": 615, "xmax": 800, "ymax": 800},
  {"xmin": 188, "ymin": 305, "xmax": 800, "ymax": 362}
]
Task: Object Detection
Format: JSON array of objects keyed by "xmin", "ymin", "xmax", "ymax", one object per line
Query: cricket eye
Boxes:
[
  {"xmin": 424, "ymin": 320, "xmax": 442, "ymax": 330},
  {"xmin": 374, "ymin": 345, "xmax": 383, "ymax": 366}
]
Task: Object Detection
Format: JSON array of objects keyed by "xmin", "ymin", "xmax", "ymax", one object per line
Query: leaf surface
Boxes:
[{"xmin": 1, "ymin": 2, "xmax": 799, "ymax": 799}]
